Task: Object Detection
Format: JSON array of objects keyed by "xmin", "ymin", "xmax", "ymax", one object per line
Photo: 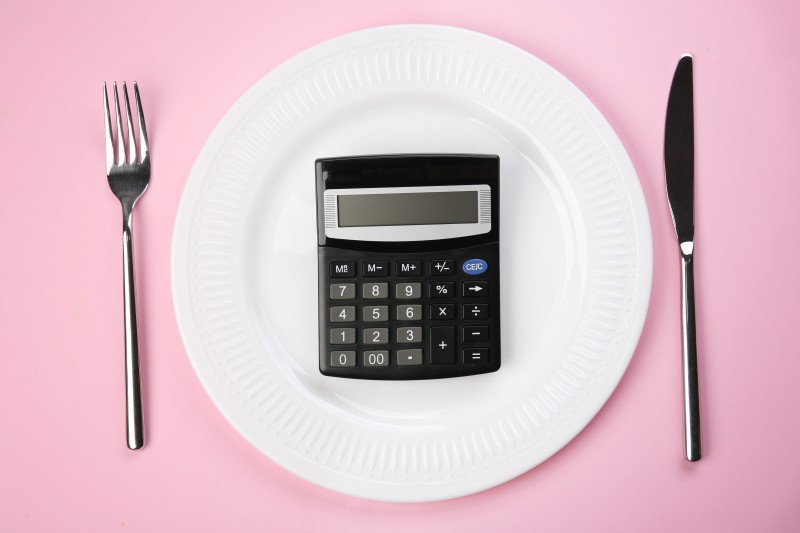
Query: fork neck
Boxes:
[{"xmin": 121, "ymin": 203, "xmax": 134, "ymax": 231}]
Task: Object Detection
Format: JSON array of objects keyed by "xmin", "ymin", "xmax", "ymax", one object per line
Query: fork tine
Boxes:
[
  {"xmin": 133, "ymin": 82, "xmax": 149, "ymax": 162},
  {"xmin": 122, "ymin": 82, "xmax": 137, "ymax": 164},
  {"xmin": 112, "ymin": 82, "xmax": 126, "ymax": 166},
  {"xmin": 103, "ymin": 83, "xmax": 115, "ymax": 172}
]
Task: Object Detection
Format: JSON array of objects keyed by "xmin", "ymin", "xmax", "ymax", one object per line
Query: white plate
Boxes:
[{"xmin": 172, "ymin": 25, "xmax": 652, "ymax": 502}]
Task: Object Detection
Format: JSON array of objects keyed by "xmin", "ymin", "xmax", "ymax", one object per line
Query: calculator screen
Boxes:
[{"xmin": 337, "ymin": 190, "xmax": 479, "ymax": 227}]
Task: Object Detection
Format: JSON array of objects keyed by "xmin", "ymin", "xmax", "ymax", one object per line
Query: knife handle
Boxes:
[{"xmin": 680, "ymin": 243, "xmax": 701, "ymax": 461}]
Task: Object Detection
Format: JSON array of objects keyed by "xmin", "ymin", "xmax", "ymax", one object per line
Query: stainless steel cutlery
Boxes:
[
  {"xmin": 664, "ymin": 55, "xmax": 701, "ymax": 461},
  {"xmin": 104, "ymin": 81, "xmax": 150, "ymax": 450}
]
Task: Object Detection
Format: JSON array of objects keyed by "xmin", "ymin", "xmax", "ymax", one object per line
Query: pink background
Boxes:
[{"xmin": 2, "ymin": 0, "xmax": 799, "ymax": 531}]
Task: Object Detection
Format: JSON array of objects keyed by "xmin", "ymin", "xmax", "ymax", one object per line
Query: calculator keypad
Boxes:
[{"xmin": 319, "ymin": 245, "xmax": 500, "ymax": 379}]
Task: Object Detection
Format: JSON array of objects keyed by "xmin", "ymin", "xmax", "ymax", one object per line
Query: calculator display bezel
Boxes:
[{"xmin": 316, "ymin": 154, "xmax": 499, "ymax": 253}]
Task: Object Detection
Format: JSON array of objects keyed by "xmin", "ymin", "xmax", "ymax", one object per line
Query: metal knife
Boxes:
[{"xmin": 664, "ymin": 54, "xmax": 701, "ymax": 461}]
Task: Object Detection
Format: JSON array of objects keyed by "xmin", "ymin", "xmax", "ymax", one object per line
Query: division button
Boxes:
[
  {"xmin": 429, "ymin": 326, "xmax": 456, "ymax": 364},
  {"xmin": 429, "ymin": 260, "xmax": 455, "ymax": 275},
  {"xmin": 330, "ymin": 328, "xmax": 356, "ymax": 345},
  {"xmin": 330, "ymin": 350, "xmax": 356, "ymax": 367},
  {"xmin": 463, "ymin": 304, "xmax": 489, "ymax": 320},
  {"xmin": 329, "ymin": 261, "xmax": 356, "ymax": 278},
  {"xmin": 397, "ymin": 349, "xmax": 423, "ymax": 366},
  {"xmin": 363, "ymin": 260, "xmax": 389, "ymax": 277},
  {"xmin": 463, "ymin": 348, "xmax": 489, "ymax": 364},
  {"xmin": 430, "ymin": 304, "xmax": 456, "ymax": 320},
  {"xmin": 396, "ymin": 260, "xmax": 422, "ymax": 276},
  {"xmin": 363, "ymin": 350, "xmax": 389, "ymax": 367},
  {"xmin": 462, "ymin": 281, "xmax": 489, "ymax": 297},
  {"xmin": 462, "ymin": 326, "xmax": 489, "ymax": 342}
]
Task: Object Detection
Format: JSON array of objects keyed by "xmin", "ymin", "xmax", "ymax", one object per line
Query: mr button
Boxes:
[{"xmin": 329, "ymin": 261, "xmax": 356, "ymax": 278}]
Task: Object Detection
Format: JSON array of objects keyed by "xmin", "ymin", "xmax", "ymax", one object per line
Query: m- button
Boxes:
[{"xmin": 362, "ymin": 261, "xmax": 389, "ymax": 277}]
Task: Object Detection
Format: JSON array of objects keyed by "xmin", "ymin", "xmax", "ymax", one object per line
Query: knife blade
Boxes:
[{"xmin": 664, "ymin": 54, "xmax": 701, "ymax": 462}]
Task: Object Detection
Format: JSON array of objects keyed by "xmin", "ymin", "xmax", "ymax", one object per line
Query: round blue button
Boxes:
[{"xmin": 462, "ymin": 258, "xmax": 488, "ymax": 275}]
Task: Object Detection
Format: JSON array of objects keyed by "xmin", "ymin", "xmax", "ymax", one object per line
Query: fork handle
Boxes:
[
  {"xmin": 122, "ymin": 213, "xmax": 144, "ymax": 450},
  {"xmin": 680, "ymin": 245, "xmax": 700, "ymax": 461}
]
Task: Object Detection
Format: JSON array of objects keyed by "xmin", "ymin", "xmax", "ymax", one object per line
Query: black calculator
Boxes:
[{"xmin": 316, "ymin": 154, "xmax": 500, "ymax": 380}]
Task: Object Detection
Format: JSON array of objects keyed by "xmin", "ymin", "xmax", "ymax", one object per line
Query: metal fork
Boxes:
[{"xmin": 104, "ymin": 81, "xmax": 150, "ymax": 450}]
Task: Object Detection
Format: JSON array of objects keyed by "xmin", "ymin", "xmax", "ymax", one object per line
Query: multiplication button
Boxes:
[{"xmin": 430, "ymin": 304, "xmax": 455, "ymax": 320}]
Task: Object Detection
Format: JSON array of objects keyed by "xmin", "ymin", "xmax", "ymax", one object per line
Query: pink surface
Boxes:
[{"xmin": 2, "ymin": 0, "xmax": 799, "ymax": 530}]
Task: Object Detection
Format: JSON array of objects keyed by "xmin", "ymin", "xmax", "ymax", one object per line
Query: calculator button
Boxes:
[
  {"xmin": 329, "ymin": 261, "xmax": 356, "ymax": 278},
  {"xmin": 363, "ymin": 350, "xmax": 389, "ymax": 367},
  {"xmin": 364, "ymin": 328, "xmax": 389, "ymax": 344},
  {"xmin": 330, "ymin": 328, "xmax": 356, "ymax": 344},
  {"xmin": 429, "ymin": 282, "xmax": 455, "ymax": 298},
  {"xmin": 463, "ymin": 304, "xmax": 489, "ymax": 320},
  {"xmin": 396, "ymin": 260, "xmax": 422, "ymax": 276},
  {"xmin": 462, "ymin": 326, "xmax": 488, "ymax": 341},
  {"xmin": 397, "ymin": 304, "xmax": 422, "ymax": 321},
  {"xmin": 429, "ymin": 327, "xmax": 456, "ymax": 364},
  {"xmin": 462, "ymin": 258, "xmax": 488, "ymax": 276},
  {"xmin": 462, "ymin": 281, "xmax": 489, "ymax": 297},
  {"xmin": 397, "ymin": 327, "xmax": 423, "ymax": 343},
  {"xmin": 363, "ymin": 261, "xmax": 389, "ymax": 277},
  {"xmin": 430, "ymin": 304, "xmax": 456, "ymax": 320},
  {"xmin": 397, "ymin": 349, "xmax": 423, "ymax": 366},
  {"xmin": 396, "ymin": 282, "xmax": 421, "ymax": 299},
  {"xmin": 330, "ymin": 351, "xmax": 356, "ymax": 367},
  {"xmin": 463, "ymin": 348, "xmax": 489, "ymax": 364},
  {"xmin": 429, "ymin": 260, "xmax": 454, "ymax": 275},
  {"xmin": 330, "ymin": 283, "xmax": 356, "ymax": 300},
  {"xmin": 330, "ymin": 306, "xmax": 356, "ymax": 323},
  {"xmin": 363, "ymin": 282, "xmax": 389, "ymax": 299},
  {"xmin": 363, "ymin": 305, "xmax": 389, "ymax": 322}
]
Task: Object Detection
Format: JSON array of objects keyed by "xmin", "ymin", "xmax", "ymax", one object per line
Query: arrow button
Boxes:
[{"xmin": 462, "ymin": 281, "xmax": 489, "ymax": 297}]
